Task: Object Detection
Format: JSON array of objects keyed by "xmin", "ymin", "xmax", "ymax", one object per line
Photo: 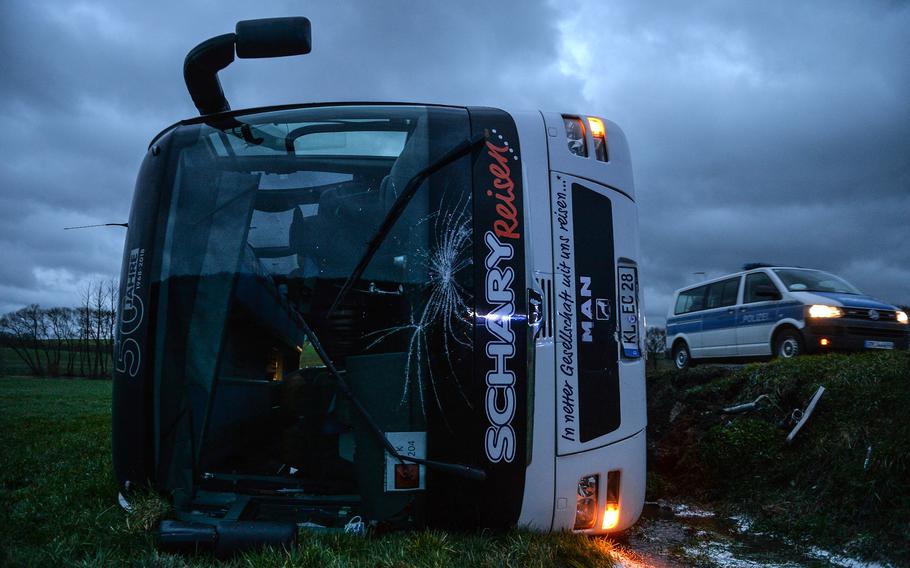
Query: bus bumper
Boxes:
[{"xmin": 552, "ymin": 429, "xmax": 646, "ymax": 534}]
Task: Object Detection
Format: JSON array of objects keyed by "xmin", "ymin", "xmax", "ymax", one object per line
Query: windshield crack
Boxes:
[{"xmin": 365, "ymin": 195, "xmax": 473, "ymax": 416}]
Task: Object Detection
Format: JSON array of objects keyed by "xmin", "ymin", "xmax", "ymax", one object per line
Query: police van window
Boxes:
[
  {"xmin": 744, "ymin": 272, "xmax": 779, "ymax": 303},
  {"xmin": 773, "ymin": 268, "xmax": 861, "ymax": 294},
  {"xmin": 722, "ymin": 277, "xmax": 740, "ymax": 305},
  {"xmin": 674, "ymin": 285, "xmax": 707, "ymax": 314},
  {"xmin": 705, "ymin": 277, "xmax": 740, "ymax": 309}
]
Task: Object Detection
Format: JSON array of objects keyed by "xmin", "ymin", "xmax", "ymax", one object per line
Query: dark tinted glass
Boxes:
[
  {"xmin": 744, "ymin": 272, "xmax": 778, "ymax": 303},
  {"xmin": 773, "ymin": 268, "xmax": 860, "ymax": 294},
  {"xmin": 152, "ymin": 105, "xmax": 474, "ymax": 478},
  {"xmin": 674, "ymin": 285, "xmax": 707, "ymax": 314},
  {"xmin": 705, "ymin": 277, "xmax": 740, "ymax": 309}
]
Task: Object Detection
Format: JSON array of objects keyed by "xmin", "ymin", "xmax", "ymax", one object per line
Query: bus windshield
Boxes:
[
  {"xmin": 151, "ymin": 105, "xmax": 475, "ymax": 494},
  {"xmin": 773, "ymin": 268, "xmax": 861, "ymax": 295}
]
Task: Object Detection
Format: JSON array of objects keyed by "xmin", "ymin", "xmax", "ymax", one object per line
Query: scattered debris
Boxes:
[
  {"xmin": 343, "ymin": 515, "xmax": 366, "ymax": 536},
  {"xmin": 729, "ymin": 514, "xmax": 754, "ymax": 534},
  {"xmin": 723, "ymin": 394, "xmax": 770, "ymax": 414},
  {"xmin": 669, "ymin": 401, "xmax": 686, "ymax": 423},
  {"xmin": 785, "ymin": 385, "xmax": 825, "ymax": 443}
]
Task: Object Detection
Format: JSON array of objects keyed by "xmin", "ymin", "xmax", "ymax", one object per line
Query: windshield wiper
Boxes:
[
  {"xmin": 292, "ymin": 311, "xmax": 486, "ymax": 482},
  {"xmin": 327, "ymin": 133, "xmax": 485, "ymax": 316}
]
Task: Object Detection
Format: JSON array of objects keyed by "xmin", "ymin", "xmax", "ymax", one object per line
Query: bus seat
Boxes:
[{"xmin": 288, "ymin": 205, "xmax": 320, "ymax": 278}]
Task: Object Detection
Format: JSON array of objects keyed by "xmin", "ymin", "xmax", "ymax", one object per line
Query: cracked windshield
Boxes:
[{"xmin": 154, "ymin": 105, "xmax": 473, "ymax": 484}]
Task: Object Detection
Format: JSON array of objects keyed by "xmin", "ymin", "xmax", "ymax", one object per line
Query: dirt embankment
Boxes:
[{"xmin": 645, "ymin": 351, "xmax": 910, "ymax": 564}]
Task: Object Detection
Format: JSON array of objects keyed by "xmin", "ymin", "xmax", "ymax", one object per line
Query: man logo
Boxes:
[
  {"xmin": 868, "ymin": 309, "xmax": 880, "ymax": 320},
  {"xmin": 595, "ymin": 298, "xmax": 611, "ymax": 321}
]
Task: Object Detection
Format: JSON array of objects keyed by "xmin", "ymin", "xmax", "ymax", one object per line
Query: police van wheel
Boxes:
[
  {"xmin": 775, "ymin": 330, "xmax": 803, "ymax": 359},
  {"xmin": 672, "ymin": 343, "xmax": 692, "ymax": 370}
]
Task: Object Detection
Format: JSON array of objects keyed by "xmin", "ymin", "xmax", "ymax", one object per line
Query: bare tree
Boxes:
[
  {"xmin": 645, "ymin": 326, "xmax": 667, "ymax": 371},
  {"xmin": 93, "ymin": 282, "xmax": 108, "ymax": 377},
  {"xmin": 45, "ymin": 307, "xmax": 67, "ymax": 376},
  {"xmin": 47, "ymin": 307, "xmax": 78, "ymax": 376},
  {"xmin": 0, "ymin": 305, "xmax": 46, "ymax": 375},
  {"xmin": 61, "ymin": 307, "xmax": 78, "ymax": 376},
  {"xmin": 108, "ymin": 279, "xmax": 118, "ymax": 354},
  {"xmin": 0, "ymin": 278, "xmax": 119, "ymax": 378},
  {"xmin": 77, "ymin": 282, "xmax": 94, "ymax": 376}
]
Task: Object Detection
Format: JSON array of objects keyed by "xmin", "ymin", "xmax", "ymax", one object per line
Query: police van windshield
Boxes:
[
  {"xmin": 152, "ymin": 105, "xmax": 475, "ymax": 491},
  {"xmin": 773, "ymin": 268, "xmax": 861, "ymax": 295}
]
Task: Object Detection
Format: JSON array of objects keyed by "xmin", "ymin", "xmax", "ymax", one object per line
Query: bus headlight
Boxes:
[
  {"xmin": 808, "ymin": 305, "xmax": 842, "ymax": 318},
  {"xmin": 563, "ymin": 116, "xmax": 588, "ymax": 157},
  {"xmin": 574, "ymin": 474, "xmax": 598, "ymax": 530},
  {"xmin": 897, "ymin": 311, "xmax": 908, "ymax": 324}
]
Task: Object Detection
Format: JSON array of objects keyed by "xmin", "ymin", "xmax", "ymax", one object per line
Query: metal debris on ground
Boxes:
[
  {"xmin": 785, "ymin": 385, "xmax": 825, "ymax": 444},
  {"xmin": 722, "ymin": 394, "xmax": 770, "ymax": 414}
]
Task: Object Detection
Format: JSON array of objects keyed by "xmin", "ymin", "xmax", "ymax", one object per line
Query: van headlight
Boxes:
[
  {"xmin": 897, "ymin": 311, "xmax": 908, "ymax": 324},
  {"xmin": 808, "ymin": 305, "xmax": 842, "ymax": 318},
  {"xmin": 574, "ymin": 474, "xmax": 598, "ymax": 530}
]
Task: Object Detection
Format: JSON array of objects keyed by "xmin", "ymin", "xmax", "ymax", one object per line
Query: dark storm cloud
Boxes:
[
  {"xmin": 553, "ymin": 0, "xmax": 910, "ymax": 321},
  {"xmin": 0, "ymin": 0, "xmax": 907, "ymax": 321},
  {"xmin": 0, "ymin": 0, "xmax": 580, "ymax": 313}
]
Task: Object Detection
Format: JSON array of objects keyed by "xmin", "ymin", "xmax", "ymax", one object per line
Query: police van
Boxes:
[{"xmin": 666, "ymin": 264, "xmax": 908, "ymax": 369}]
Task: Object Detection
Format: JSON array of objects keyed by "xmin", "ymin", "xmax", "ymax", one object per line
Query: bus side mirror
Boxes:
[
  {"xmin": 184, "ymin": 17, "xmax": 312, "ymax": 116},
  {"xmin": 235, "ymin": 17, "xmax": 311, "ymax": 59},
  {"xmin": 755, "ymin": 285, "xmax": 781, "ymax": 300}
]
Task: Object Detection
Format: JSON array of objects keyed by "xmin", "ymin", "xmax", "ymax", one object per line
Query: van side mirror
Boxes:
[{"xmin": 755, "ymin": 285, "xmax": 781, "ymax": 300}]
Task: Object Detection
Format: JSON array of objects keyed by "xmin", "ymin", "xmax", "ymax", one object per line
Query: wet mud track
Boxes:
[{"xmin": 609, "ymin": 501, "xmax": 891, "ymax": 568}]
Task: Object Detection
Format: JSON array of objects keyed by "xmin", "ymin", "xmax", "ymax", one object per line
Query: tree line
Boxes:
[
  {"xmin": 0, "ymin": 281, "xmax": 117, "ymax": 378},
  {"xmin": 645, "ymin": 326, "xmax": 667, "ymax": 370}
]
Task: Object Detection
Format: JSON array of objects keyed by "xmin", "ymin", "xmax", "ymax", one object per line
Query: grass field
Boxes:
[
  {"xmin": 0, "ymin": 346, "xmax": 113, "ymax": 378},
  {"xmin": 0, "ymin": 344, "xmax": 320, "ymax": 378},
  {"xmin": 0, "ymin": 347, "xmax": 44, "ymax": 376},
  {"xmin": 0, "ymin": 377, "xmax": 619, "ymax": 567},
  {"xmin": 7, "ymin": 352, "xmax": 906, "ymax": 565}
]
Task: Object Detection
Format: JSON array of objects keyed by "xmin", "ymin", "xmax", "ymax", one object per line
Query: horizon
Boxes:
[{"xmin": 2, "ymin": 0, "xmax": 908, "ymax": 325}]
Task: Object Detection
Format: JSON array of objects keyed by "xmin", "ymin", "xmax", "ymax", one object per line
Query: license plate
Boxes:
[
  {"xmin": 864, "ymin": 340, "xmax": 894, "ymax": 350},
  {"xmin": 617, "ymin": 265, "xmax": 640, "ymax": 358}
]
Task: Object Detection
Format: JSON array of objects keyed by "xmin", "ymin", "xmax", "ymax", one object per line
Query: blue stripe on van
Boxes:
[
  {"xmin": 731, "ymin": 301, "xmax": 803, "ymax": 329},
  {"xmin": 666, "ymin": 312, "xmax": 702, "ymax": 335},
  {"xmin": 667, "ymin": 301, "xmax": 804, "ymax": 335}
]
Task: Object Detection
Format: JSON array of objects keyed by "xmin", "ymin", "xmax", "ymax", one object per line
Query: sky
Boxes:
[{"xmin": 0, "ymin": 0, "xmax": 908, "ymax": 323}]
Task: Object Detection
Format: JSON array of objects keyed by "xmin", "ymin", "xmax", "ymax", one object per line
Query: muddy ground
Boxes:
[{"xmin": 634, "ymin": 351, "xmax": 909, "ymax": 567}]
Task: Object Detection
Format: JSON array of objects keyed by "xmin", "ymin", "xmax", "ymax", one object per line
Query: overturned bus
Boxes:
[{"xmin": 112, "ymin": 17, "xmax": 646, "ymax": 547}]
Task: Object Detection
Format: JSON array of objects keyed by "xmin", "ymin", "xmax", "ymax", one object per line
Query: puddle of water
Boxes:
[{"xmin": 618, "ymin": 501, "xmax": 892, "ymax": 568}]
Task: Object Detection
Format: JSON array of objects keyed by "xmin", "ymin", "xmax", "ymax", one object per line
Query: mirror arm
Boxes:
[
  {"xmin": 183, "ymin": 18, "xmax": 312, "ymax": 116},
  {"xmin": 183, "ymin": 33, "xmax": 236, "ymax": 116}
]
